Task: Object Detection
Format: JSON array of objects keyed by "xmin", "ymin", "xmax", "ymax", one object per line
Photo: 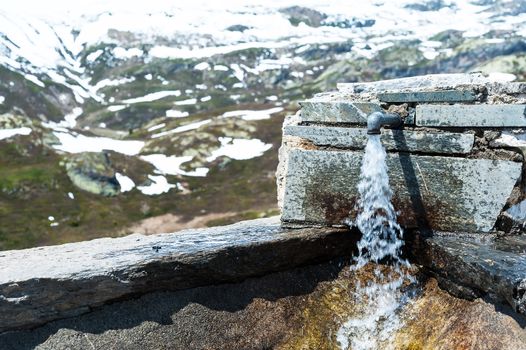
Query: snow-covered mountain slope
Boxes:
[
  {"xmin": 1, "ymin": 0, "xmax": 524, "ymax": 106},
  {"xmin": 1, "ymin": 0, "xmax": 526, "ymax": 249}
]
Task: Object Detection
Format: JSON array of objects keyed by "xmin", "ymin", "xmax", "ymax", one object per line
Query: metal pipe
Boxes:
[{"xmin": 367, "ymin": 111, "xmax": 402, "ymax": 135}]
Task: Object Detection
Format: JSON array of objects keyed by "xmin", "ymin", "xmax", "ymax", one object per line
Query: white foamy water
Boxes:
[{"xmin": 337, "ymin": 135, "xmax": 415, "ymax": 350}]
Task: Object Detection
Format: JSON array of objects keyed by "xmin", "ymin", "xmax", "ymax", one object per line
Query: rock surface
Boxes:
[
  {"xmin": 0, "ymin": 217, "xmax": 356, "ymax": 333},
  {"xmin": 65, "ymin": 152, "xmax": 120, "ymax": 196},
  {"xmin": 416, "ymin": 104, "xmax": 526, "ymax": 127},
  {"xmin": 283, "ymin": 125, "xmax": 474, "ymax": 154},
  {"xmin": 1, "ymin": 261, "xmax": 525, "ymax": 350},
  {"xmin": 299, "ymin": 101, "xmax": 382, "ymax": 123},
  {"xmin": 395, "ymin": 277, "xmax": 526, "ymax": 350},
  {"xmin": 280, "ymin": 149, "xmax": 521, "ymax": 232},
  {"xmin": 377, "ymin": 89, "xmax": 478, "ymax": 102},
  {"xmin": 409, "ymin": 232, "xmax": 526, "ymax": 315},
  {"xmin": 337, "ymin": 72, "xmax": 491, "ymax": 93}
]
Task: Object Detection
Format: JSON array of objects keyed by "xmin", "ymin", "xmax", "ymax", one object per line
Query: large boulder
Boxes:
[{"xmin": 64, "ymin": 152, "xmax": 120, "ymax": 196}]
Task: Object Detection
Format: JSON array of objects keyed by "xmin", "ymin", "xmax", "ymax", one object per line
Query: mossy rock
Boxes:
[
  {"xmin": 476, "ymin": 54, "xmax": 526, "ymax": 80},
  {"xmin": 65, "ymin": 152, "xmax": 120, "ymax": 196}
]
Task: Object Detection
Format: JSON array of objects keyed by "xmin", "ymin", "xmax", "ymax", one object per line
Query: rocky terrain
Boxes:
[{"xmin": 1, "ymin": 0, "xmax": 526, "ymax": 249}]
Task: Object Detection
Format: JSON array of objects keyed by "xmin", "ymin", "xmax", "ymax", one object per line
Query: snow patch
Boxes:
[
  {"xmin": 113, "ymin": 47, "xmax": 143, "ymax": 59},
  {"xmin": 86, "ymin": 49, "xmax": 103, "ymax": 63},
  {"xmin": 206, "ymin": 137, "xmax": 272, "ymax": 162},
  {"xmin": 63, "ymin": 107, "xmax": 83, "ymax": 128},
  {"xmin": 107, "ymin": 105, "xmax": 126, "ymax": 112},
  {"xmin": 174, "ymin": 98, "xmax": 197, "ymax": 106},
  {"xmin": 166, "ymin": 109, "xmax": 189, "ymax": 118},
  {"xmin": 493, "ymin": 131, "xmax": 526, "ymax": 148},
  {"xmin": 147, "ymin": 123, "xmax": 166, "ymax": 132},
  {"xmin": 137, "ymin": 175, "xmax": 177, "ymax": 195},
  {"xmin": 24, "ymin": 74, "xmax": 45, "ymax": 87},
  {"xmin": 0, "ymin": 127, "xmax": 32, "ymax": 140},
  {"xmin": 151, "ymin": 119, "xmax": 211, "ymax": 139},
  {"xmin": 52, "ymin": 132, "xmax": 144, "ymax": 155},
  {"xmin": 507, "ymin": 200, "xmax": 526, "ymax": 221},
  {"xmin": 194, "ymin": 62, "xmax": 210, "ymax": 70},
  {"xmin": 141, "ymin": 154, "xmax": 209, "ymax": 177},
  {"xmin": 122, "ymin": 90, "xmax": 182, "ymax": 104},
  {"xmin": 116, "ymin": 172, "xmax": 136, "ymax": 192},
  {"xmin": 93, "ymin": 77, "xmax": 136, "ymax": 91},
  {"xmin": 222, "ymin": 107, "xmax": 283, "ymax": 121},
  {"xmin": 213, "ymin": 65, "xmax": 229, "ymax": 71}
]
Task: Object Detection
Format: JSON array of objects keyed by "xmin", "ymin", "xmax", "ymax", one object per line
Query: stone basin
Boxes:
[
  {"xmin": 1, "ymin": 221, "xmax": 526, "ymax": 349},
  {"xmin": 1, "ymin": 260, "xmax": 525, "ymax": 350}
]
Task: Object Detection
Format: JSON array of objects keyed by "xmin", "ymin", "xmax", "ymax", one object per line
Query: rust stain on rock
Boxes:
[{"xmin": 282, "ymin": 149, "xmax": 521, "ymax": 232}]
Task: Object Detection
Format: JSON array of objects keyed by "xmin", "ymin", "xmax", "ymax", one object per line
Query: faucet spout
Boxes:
[{"xmin": 367, "ymin": 111, "xmax": 402, "ymax": 135}]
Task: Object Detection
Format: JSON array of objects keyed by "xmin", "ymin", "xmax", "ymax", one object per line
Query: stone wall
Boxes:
[{"xmin": 278, "ymin": 73, "xmax": 526, "ymax": 234}]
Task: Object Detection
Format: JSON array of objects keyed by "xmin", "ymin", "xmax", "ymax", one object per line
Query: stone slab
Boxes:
[
  {"xmin": 488, "ymin": 82, "xmax": 526, "ymax": 95},
  {"xmin": 0, "ymin": 217, "xmax": 355, "ymax": 333},
  {"xmin": 416, "ymin": 104, "xmax": 526, "ymax": 127},
  {"xmin": 299, "ymin": 101, "xmax": 383, "ymax": 124},
  {"xmin": 377, "ymin": 90, "xmax": 477, "ymax": 103},
  {"xmin": 281, "ymin": 149, "xmax": 521, "ymax": 232},
  {"xmin": 337, "ymin": 73, "xmax": 489, "ymax": 93},
  {"xmin": 283, "ymin": 125, "xmax": 474, "ymax": 154},
  {"xmin": 409, "ymin": 233, "xmax": 526, "ymax": 315}
]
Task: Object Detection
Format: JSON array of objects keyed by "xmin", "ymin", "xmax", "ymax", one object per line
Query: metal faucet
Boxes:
[{"xmin": 366, "ymin": 111, "xmax": 403, "ymax": 135}]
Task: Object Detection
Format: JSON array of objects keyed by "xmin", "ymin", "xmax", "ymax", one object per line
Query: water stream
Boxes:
[{"xmin": 337, "ymin": 135, "xmax": 416, "ymax": 350}]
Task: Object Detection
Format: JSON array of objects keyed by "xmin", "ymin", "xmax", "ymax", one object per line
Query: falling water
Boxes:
[{"xmin": 337, "ymin": 135, "xmax": 415, "ymax": 350}]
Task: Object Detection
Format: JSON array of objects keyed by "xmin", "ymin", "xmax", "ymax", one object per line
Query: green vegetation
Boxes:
[{"xmin": 2, "ymin": 31, "xmax": 526, "ymax": 251}]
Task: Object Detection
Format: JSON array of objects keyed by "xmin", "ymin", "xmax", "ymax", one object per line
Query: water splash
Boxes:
[{"xmin": 337, "ymin": 135, "xmax": 415, "ymax": 350}]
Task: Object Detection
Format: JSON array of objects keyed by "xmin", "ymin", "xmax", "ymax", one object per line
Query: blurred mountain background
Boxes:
[{"xmin": 1, "ymin": 0, "xmax": 525, "ymax": 249}]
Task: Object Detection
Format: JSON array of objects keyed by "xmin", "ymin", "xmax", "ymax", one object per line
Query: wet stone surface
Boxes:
[
  {"xmin": 1, "ymin": 261, "xmax": 525, "ymax": 350},
  {"xmin": 409, "ymin": 232, "xmax": 526, "ymax": 315}
]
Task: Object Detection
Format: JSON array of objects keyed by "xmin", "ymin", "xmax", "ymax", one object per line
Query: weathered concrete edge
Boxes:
[{"xmin": 0, "ymin": 217, "xmax": 355, "ymax": 333}]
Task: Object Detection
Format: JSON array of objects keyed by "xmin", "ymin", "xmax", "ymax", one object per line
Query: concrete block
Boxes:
[
  {"xmin": 416, "ymin": 104, "xmax": 526, "ymax": 127},
  {"xmin": 281, "ymin": 149, "xmax": 521, "ymax": 232}
]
